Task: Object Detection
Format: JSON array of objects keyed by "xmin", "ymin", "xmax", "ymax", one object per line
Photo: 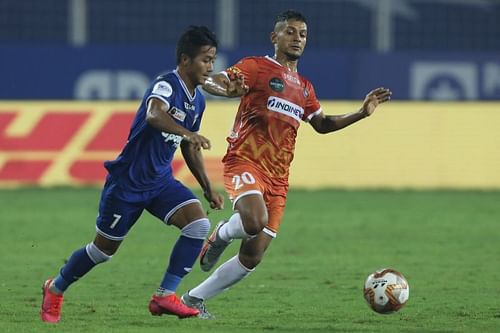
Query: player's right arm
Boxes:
[{"xmin": 146, "ymin": 98, "xmax": 211, "ymax": 150}]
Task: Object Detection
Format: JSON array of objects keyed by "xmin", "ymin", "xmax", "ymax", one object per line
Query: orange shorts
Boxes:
[{"xmin": 223, "ymin": 162, "xmax": 288, "ymax": 237}]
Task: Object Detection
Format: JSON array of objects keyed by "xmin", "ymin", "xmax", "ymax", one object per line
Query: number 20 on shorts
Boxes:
[{"xmin": 232, "ymin": 172, "xmax": 256, "ymax": 190}]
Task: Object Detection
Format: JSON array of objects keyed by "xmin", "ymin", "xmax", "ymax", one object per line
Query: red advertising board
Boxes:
[{"xmin": 0, "ymin": 102, "xmax": 224, "ymax": 187}]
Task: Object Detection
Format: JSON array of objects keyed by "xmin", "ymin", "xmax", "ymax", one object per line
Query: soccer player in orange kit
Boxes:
[{"xmin": 181, "ymin": 10, "xmax": 392, "ymax": 319}]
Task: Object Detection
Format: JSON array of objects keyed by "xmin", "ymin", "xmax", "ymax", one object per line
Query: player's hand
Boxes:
[
  {"xmin": 361, "ymin": 87, "xmax": 392, "ymax": 117},
  {"xmin": 204, "ymin": 189, "xmax": 224, "ymax": 210},
  {"xmin": 183, "ymin": 133, "xmax": 211, "ymax": 150},
  {"xmin": 226, "ymin": 70, "xmax": 249, "ymax": 97}
]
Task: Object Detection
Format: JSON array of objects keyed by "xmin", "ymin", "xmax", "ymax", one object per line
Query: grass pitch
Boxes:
[{"xmin": 0, "ymin": 187, "xmax": 499, "ymax": 333}]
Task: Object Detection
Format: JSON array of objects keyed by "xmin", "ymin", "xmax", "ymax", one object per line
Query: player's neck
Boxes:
[
  {"xmin": 176, "ymin": 67, "xmax": 196, "ymax": 96},
  {"xmin": 273, "ymin": 54, "xmax": 298, "ymax": 72}
]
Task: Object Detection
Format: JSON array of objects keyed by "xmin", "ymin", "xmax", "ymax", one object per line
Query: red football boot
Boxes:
[
  {"xmin": 40, "ymin": 279, "xmax": 64, "ymax": 323},
  {"xmin": 149, "ymin": 294, "xmax": 199, "ymax": 319}
]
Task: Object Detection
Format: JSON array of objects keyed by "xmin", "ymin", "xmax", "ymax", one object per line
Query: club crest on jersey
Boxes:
[
  {"xmin": 267, "ymin": 96, "xmax": 304, "ymax": 121},
  {"xmin": 269, "ymin": 77, "xmax": 285, "ymax": 92},
  {"xmin": 168, "ymin": 107, "xmax": 186, "ymax": 122}
]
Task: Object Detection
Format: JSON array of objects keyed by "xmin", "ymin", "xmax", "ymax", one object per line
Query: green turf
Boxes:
[{"xmin": 0, "ymin": 187, "xmax": 499, "ymax": 333}]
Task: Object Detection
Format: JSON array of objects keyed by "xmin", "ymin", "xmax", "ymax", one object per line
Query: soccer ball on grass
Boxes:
[{"xmin": 363, "ymin": 268, "xmax": 409, "ymax": 314}]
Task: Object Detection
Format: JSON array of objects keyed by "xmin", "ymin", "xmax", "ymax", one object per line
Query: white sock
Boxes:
[
  {"xmin": 218, "ymin": 213, "xmax": 250, "ymax": 242},
  {"xmin": 189, "ymin": 255, "xmax": 253, "ymax": 300}
]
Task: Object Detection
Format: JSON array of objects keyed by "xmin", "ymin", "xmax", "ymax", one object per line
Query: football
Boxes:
[{"xmin": 363, "ymin": 268, "xmax": 409, "ymax": 314}]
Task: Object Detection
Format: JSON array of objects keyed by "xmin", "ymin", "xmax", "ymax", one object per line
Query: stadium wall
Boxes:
[
  {"xmin": 1, "ymin": 46, "xmax": 499, "ymax": 100},
  {"xmin": 0, "ymin": 101, "xmax": 499, "ymax": 189}
]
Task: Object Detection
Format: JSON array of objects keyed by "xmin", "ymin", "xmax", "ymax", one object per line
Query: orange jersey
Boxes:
[{"xmin": 223, "ymin": 56, "xmax": 322, "ymax": 184}]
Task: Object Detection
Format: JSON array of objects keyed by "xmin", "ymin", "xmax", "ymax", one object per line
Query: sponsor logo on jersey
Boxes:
[
  {"xmin": 269, "ymin": 77, "xmax": 285, "ymax": 92},
  {"xmin": 161, "ymin": 132, "xmax": 183, "ymax": 147},
  {"xmin": 284, "ymin": 73, "xmax": 300, "ymax": 86},
  {"xmin": 184, "ymin": 102, "xmax": 195, "ymax": 111},
  {"xmin": 303, "ymin": 87, "xmax": 309, "ymax": 98},
  {"xmin": 267, "ymin": 96, "xmax": 303, "ymax": 121},
  {"xmin": 152, "ymin": 81, "xmax": 173, "ymax": 98},
  {"xmin": 169, "ymin": 107, "xmax": 186, "ymax": 122}
]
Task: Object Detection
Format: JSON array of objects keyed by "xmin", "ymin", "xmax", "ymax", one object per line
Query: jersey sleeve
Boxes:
[
  {"xmin": 146, "ymin": 78, "xmax": 175, "ymax": 110},
  {"xmin": 303, "ymin": 81, "xmax": 322, "ymax": 122},
  {"xmin": 225, "ymin": 57, "xmax": 259, "ymax": 90}
]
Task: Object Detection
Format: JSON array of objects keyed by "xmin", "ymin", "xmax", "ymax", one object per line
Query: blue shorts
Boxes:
[{"xmin": 95, "ymin": 177, "xmax": 200, "ymax": 241}]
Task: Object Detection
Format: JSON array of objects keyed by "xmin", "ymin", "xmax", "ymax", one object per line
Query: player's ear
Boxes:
[
  {"xmin": 270, "ymin": 31, "xmax": 277, "ymax": 44},
  {"xmin": 180, "ymin": 53, "xmax": 191, "ymax": 66}
]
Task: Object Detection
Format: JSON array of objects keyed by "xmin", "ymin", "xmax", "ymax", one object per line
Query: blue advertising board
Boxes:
[{"xmin": 1, "ymin": 45, "xmax": 499, "ymax": 100}]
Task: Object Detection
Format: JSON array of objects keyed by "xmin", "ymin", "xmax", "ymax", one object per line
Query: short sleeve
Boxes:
[
  {"xmin": 303, "ymin": 81, "xmax": 322, "ymax": 122},
  {"xmin": 146, "ymin": 79, "xmax": 175, "ymax": 110},
  {"xmin": 225, "ymin": 57, "xmax": 259, "ymax": 90}
]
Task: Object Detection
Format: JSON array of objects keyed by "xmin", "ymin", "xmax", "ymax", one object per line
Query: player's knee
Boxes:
[
  {"xmin": 241, "ymin": 212, "xmax": 268, "ymax": 236},
  {"xmin": 181, "ymin": 218, "xmax": 210, "ymax": 239},
  {"xmin": 86, "ymin": 242, "xmax": 112, "ymax": 264},
  {"xmin": 93, "ymin": 235, "xmax": 121, "ymax": 255}
]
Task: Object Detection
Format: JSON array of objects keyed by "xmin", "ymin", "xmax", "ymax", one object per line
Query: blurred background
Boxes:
[
  {"xmin": 1, "ymin": 0, "xmax": 500, "ymax": 100},
  {"xmin": 0, "ymin": 0, "xmax": 499, "ymax": 188}
]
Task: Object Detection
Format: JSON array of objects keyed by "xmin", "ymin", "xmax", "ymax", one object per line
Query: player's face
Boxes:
[
  {"xmin": 272, "ymin": 19, "xmax": 307, "ymax": 61},
  {"xmin": 187, "ymin": 46, "xmax": 216, "ymax": 86}
]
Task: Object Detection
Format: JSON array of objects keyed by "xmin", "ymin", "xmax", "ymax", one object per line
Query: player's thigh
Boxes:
[
  {"xmin": 224, "ymin": 163, "xmax": 268, "ymax": 222},
  {"xmin": 96, "ymin": 180, "xmax": 144, "ymax": 242},
  {"xmin": 146, "ymin": 179, "xmax": 203, "ymax": 229},
  {"xmin": 234, "ymin": 194, "xmax": 268, "ymax": 232},
  {"xmin": 168, "ymin": 202, "xmax": 206, "ymax": 229},
  {"xmin": 261, "ymin": 192, "xmax": 287, "ymax": 237}
]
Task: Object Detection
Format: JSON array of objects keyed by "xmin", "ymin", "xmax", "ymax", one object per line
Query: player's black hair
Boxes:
[
  {"xmin": 275, "ymin": 9, "xmax": 308, "ymax": 25},
  {"xmin": 176, "ymin": 26, "xmax": 218, "ymax": 65}
]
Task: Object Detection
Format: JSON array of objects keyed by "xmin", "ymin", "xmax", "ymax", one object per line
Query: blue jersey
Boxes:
[{"xmin": 104, "ymin": 70, "xmax": 205, "ymax": 199}]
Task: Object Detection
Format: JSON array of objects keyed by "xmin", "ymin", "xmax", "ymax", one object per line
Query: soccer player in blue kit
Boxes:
[{"xmin": 40, "ymin": 26, "xmax": 225, "ymax": 322}]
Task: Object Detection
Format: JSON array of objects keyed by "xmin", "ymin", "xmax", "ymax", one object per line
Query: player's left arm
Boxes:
[
  {"xmin": 180, "ymin": 140, "xmax": 224, "ymax": 210},
  {"xmin": 203, "ymin": 72, "xmax": 248, "ymax": 97},
  {"xmin": 203, "ymin": 58, "xmax": 258, "ymax": 97},
  {"xmin": 309, "ymin": 87, "xmax": 392, "ymax": 134}
]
